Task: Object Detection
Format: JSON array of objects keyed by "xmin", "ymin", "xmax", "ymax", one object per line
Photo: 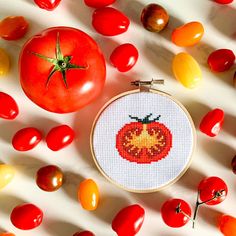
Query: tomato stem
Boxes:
[
  {"xmin": 29, "ymin": 32, "xmax": 88, "ymax": 89},
  {"xmin": 176, "ymin": 203, "xmax": 193, "ymax": 223},
  {"xmin": 192, "ymin": 189, "xmax": 226, "ymax": 228},
  {"xmin": 129, "ymin": 113, "xmax": 161, "ymax": 124}
]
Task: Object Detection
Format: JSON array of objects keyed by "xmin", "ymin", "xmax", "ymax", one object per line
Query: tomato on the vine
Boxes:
[
  {"xmin": 116, "ymin": 114, "xmax": 172, "ymax": 164},
  {"xmin": 0, "ymin": 16, "xmax": 28, "ymax": 40},
  {"xmin": 161, "ymin": 199, "xmax": 192, "ymax": 228},
  {"xmin": 19, "ymin": 27, "xmax": 106, "ymax": 113},
  {"xmin": 198, "ymin": 176, "xmax": 228, "ymax": 205},
  {"xmin": 84, "ymin": 0, "xmax": 116, "ymax": 8},
  {"xmin": 34, "ymin": 0, "xmax": 61, "ymax": 10},
  {"xmin": 110, "ymin": 43, "xmax": 139, "ymax": 72}
]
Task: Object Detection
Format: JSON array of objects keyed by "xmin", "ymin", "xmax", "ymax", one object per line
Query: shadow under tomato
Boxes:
[
  {"xmin": 44, "ymin": 219, "xmax": 82, "ymax": 236},
  {"xmin": 9, "ymin": 154, "xmax": 49, "ymax": 180},
  {"xmin": 65, "ymin": 0, "xmax": 94, "ymax": 33},
  {"xmin": 183, "ymin": 100, "xmax": 210, "ymax": 127},
  {"xmin": 61, "ymin": 171, "xmax": 84, "ymax": 202},
  {"xmin": 73, "ymin": 73, "xmax": 136, "ymax": 167},
  {"xmin": 224, "ymin": 113, "xmax": 236, "ymax": 137},
  {"xmin": 144, "ymin": 41, "xmax": 175, "ymax": 79},
  {"xmin": 131, "ymin": 191, "xmax": 170, "ymax": 212},
  {"xmin": 202, "ymin": 139, "xmax": 235, "ymax": 169},
  {"xmin": 0, "ymin": 193, "xmax": 25, "ymax": 215},
  {"xmin": 177, "ymin": 167, "xmax": 207, "ymax": 191},
  {"xmin": 198, "ymin": 206, "xmax": 224, "ymax": 228},
  {"xmin": 208, "ymin": 4, "xmax": 236, "ymax": 39},
  {"xmin": 92, "ymin": 195, "xmax": 130, "ymax": 224}
]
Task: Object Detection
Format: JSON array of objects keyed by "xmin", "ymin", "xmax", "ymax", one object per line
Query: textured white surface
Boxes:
[
  {"xmin": 92, "ymin": 91, "xmax": 194, "ymax": 192},
  {"xmin": 0, "ymin": 0, "xmax": 236, "ymax": 235}
]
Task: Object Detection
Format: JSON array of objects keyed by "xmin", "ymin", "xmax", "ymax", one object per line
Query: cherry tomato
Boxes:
[
  {"xmin": 172, "ymin": 22, "xmax": 204, "ymax": 47},
  {"xmin": 92, "ymin": 7, "xmax": 130, "ymax": 36},
  {"xmin": 46, "ymin": 125, "xmax": 75, "ymax": 151},
  {"xmin": 84, "ymin": 0, "xmax": 116, "ymax": 8},
  {"xmin": 12, "ymin": 127, "xmax": 42, "ymax": 151},
  {"xmin": 78, "ymin": 179, "xmax": 99, "ymax": 211},
  {"xmin": 218, "ymin": 215, "xmax": 236, "ymax": 236},
  {"xmin": 10, "ymin": 203, "xmax": 43, "ymax": 230},
  {"xmin": 207, "ymin": 49, "xmax": 235, "ymax": 72},
  {"xmin": 0, "ymin": 164, "xmax": 15, "ymax": 189},
  {"xmin": 231, "ymin": 155, "xmax": 236, "ymax": 174},
  {"xmin": 34, "ymin": 0, "xmax": 61, "ymax": 10},
  {"xmin": 214, "ymin": 0, "xmax": 234, "ymax": 4},
  {"xmin": 36, "ymin": 165, "xmax": 63, "ymax": 192},
  {"xmin": 0, "ymin": 233, "xmax": 15, "ymax": 236},
  {"xmin": 73, "ymin": 231, "xmax": 95, "ymax": 236},
  {"xmin": 110, "ymin": 44, "xmax": 139, "ymax": 72},
  {"xmin": 141, "ymin": 3, "xmax": 169, "ymax": 32},
  {"xmin": 0, "ymin": 48, "xmax": 10, "ymax": 76},
  {"xmin": 198, "ymin": 176, "xmax": 228, "ymax": 205},
  {"xmin": 19, "ymin": 27, "xmax": 106, "ymax": 113},
  {"xmin": 199, "ymin": 108, "xmax": 224, "ymax": 137},
  {"xmin": 0, "ymin": 16, "xmax": 28, "ymax": 40},
  {"xmin": 112, "ymin": 204, "xmax": 145, "ymax": 236},
  {"xmin": 0, "ymin": 92, "xmax": 19, "ymax": 120},
  {"xmin": 161, "ymin": 199, "xmax": 191, "ymax": 228}
]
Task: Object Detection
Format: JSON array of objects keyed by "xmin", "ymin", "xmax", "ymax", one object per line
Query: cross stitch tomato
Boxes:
[
  {"xmin": 19, "ymin": 27, "xmax": 106, "ymax": 113},
  {"xmin": 34, "ymin": 0, "xmax": 61, "ymax": 10},
  {"xmin": 116, "ymin": 114, "xmax": 172, "ymax": 164}
]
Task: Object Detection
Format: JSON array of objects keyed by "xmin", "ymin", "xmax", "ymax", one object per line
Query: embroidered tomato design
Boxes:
[{"xmin": 116, "ymin": 114, "xmax": 172, "ymax": 164}]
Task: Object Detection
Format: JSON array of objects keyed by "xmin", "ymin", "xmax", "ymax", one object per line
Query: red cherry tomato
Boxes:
[
  {"xmin": 0, "ymin": 92, "xmax": 19, "ymax": 120},
  {"xmin": 84, "ymin": 0, "xmax": 116, "ymax": 8},
  {"xmin": 12, "ymin": 127, "xmax": 42, "ymax": 151},
  {"xmin": 198, "ymin": 176, "xmax": 228, "ymax": 205},
  {"xmin": 19, "ymin": 27, "xmax": 106, "ymax": 113},
  {"xmin": 92, "ymin": 7, "xmax": 130, "ymax": 36},
  {"xmin": 46, "ymin": 125, "xmax": 75, "ymax": 151},
  {"xmin": 112, "ymin": 204, "xmax": 145, "ymax": 236},
  {"xmin": 199, "ymin": 108, "xmax": 224, "ymax": 137},
  {"xmin": 10, "ymin": 203, "xmax": 43, "ymax": 230},
  {"xmin": 34, "ymin": 0, "xmax": 61, "ymax": 10},
  {"xmin": 214, "ymin": 0, "xmax": 234, "ymax": 4},
  {"xmin": 73, "ymin": 231, "xmax": 95, "ymax": 236},
  {"xmin": 207, "ymin": 49, "xmax": 235, "ymax": 72},
  {"xmin": 110, "ymin": 43, "xmax": 139, "ymax": 72},
  {"xmin": 0, "ymin": 16, "xmax": 28, "ymax": 40},
  {"xmin": 161, "ymin": 199, "xmax": 192, "ymax": 228}
]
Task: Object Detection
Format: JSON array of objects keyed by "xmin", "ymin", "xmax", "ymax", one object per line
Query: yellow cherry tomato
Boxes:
[
  {"xmin": 172, "ymin": 21, "xmax": 204, "ymax": 47},
  {"xmin": 0, "ymin": 164, "xmax": 15, "ymax": 189},
  {"xmin": 78, "ymin": 179, "xmax": 99, "ymax": 211},
  {"xmin": 0, "ymin": 48, "xmax": 10, "ymax": 76},
  {"xmin": 172, "ymin": 52, "xmax": 202, "ymax": 89}
]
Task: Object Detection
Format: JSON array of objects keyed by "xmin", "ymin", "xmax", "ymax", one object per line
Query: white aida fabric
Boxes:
[{"xmin": 92, "ymin": 91, "xmax": 195, "ymax": 192}]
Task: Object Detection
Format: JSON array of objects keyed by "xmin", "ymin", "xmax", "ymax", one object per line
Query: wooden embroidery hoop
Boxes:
[{"xmin": 90, "ymin": 80, "xmax": 196, "ymax": 193}]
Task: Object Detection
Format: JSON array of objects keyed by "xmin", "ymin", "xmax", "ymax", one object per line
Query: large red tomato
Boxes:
[
  {"xmin": 116, "ymin": 114, "xmax": 172, "ymax": 164},
  {"xmin": 19, "ymin": 27, "xmax": 106, "ymax": 113}
]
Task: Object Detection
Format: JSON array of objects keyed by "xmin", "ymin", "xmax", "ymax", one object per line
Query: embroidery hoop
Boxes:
[{"xmin": 90, "ymin": 81, "xmax": 196, "ymax": 193}]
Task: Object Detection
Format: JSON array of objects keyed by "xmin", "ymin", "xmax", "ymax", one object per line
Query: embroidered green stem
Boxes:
[
  {"xmin": 29, "ymin": 32, "xmax": 88, "ymax": 88},
  {"xmin": 129, "ymin": 113, "xmax": 161, "ymax": 124}
]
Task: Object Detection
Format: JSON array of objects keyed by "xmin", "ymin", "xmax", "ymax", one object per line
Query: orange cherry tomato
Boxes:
[
  {"xmin": 0, "ymin": 233, "xmax": 15, "ymax": 236},
  {"xmin": 78, "ymin": 179, "xmax": 99, "ymax": 211},
  {"xmin": 218, "ymin": 215, "xmax": 236, "ymax": 236},
  {"xmin": 172, "ymin": 21, "xmax": 204, "ymax": 47},
  {"xmin": 0, "ymin": 16, "xmax": 29, "ymax": 40}
]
